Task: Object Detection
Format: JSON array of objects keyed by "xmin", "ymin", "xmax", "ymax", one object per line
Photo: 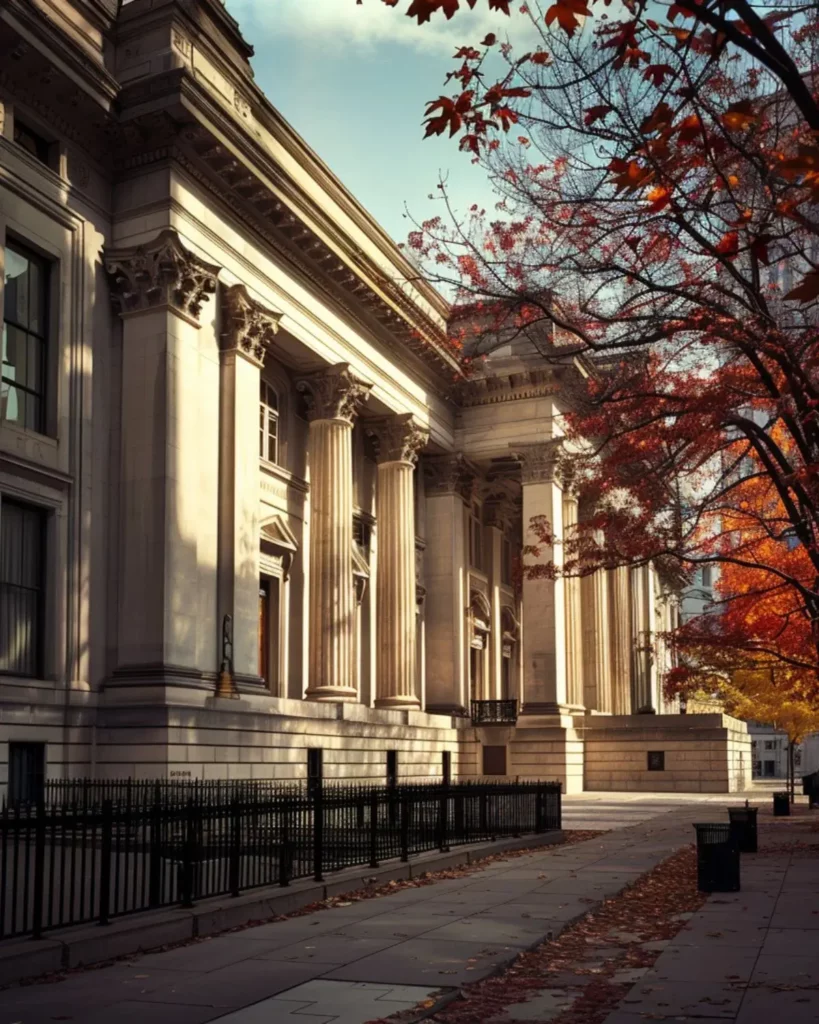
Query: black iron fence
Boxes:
[{"xmin": 1, "ymin": 778, "xmax": 560, "ymax": 942}]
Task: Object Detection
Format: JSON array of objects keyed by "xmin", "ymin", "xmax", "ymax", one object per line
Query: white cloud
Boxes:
[{"xmin": 227, "ymin": 0, "xmax": 525, "ymax": 55}]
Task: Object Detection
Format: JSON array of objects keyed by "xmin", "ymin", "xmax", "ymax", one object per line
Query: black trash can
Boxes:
[
  {"xmin": 728, "ymin": 806, "xmax": 758, "ymax": 853},
  {"xmin": 802, "ymin": 772, "xmax": 819, "ymax": 807},
  {"xmin": 773, "ymin": 791, "xmax": 790, "ymax": 816},
  {"xmin": 694, "ymin": 823, "xmax": 740, "ymax": 893}
]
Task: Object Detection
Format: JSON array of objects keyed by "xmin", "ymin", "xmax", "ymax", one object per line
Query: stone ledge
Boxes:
[{"xmin": 0, "ymin": 830, "xmax": 563, "ymax": 988}]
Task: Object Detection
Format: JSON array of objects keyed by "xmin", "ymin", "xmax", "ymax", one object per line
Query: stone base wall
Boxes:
[
  {"xmin": 94, "ymin": 692, "xmax": 465, "ymax": 785},
  {"xmin": 579, "ymin": 713, "xmax": 753, "ymax": 793},
  {"xmin": 459, "ymin": 718, "xmax": 584, "ymax": 793}
]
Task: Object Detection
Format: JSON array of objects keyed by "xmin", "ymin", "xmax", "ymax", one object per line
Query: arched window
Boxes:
[
  {"xmin": 469, "ymin": 590, "xmax": 492, "ymax": 702},
  {"xmin": 500, "ymin": 606, "xmax": 520, "ymax": 700},
  {"xmin": 259, "ymin": 380, "xmax": 279, "ymax": 465}
]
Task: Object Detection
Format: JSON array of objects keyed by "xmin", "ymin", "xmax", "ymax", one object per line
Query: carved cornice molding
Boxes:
[
  {"xmin": 424, "ymin": 453, "xmax": 479, "ymax": 500},
  {"xmin": 514, "ymin": 440, "xmax": 564, "ymax": 486},
  {"xmin": 295, "ymin": 363, "xmax": 372, "ymax": 425},
  {"xmin": 221, "ymin": 283, "xmax": 281, "ymax": 367},
  {"xmin": 105, "ymin": 229, "xmax": 220, "ymax": 323},
  {"xmin": 456, "ymin": 368, "xmax": 559, "ymax": 408},
  {"xmin": 368, "ymin": 414, "xmax": 429, "ymax": 467}
]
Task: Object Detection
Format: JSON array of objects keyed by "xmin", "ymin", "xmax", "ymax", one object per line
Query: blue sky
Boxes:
[{"xmin": 224, "ymin": 0, "xmax": 518, "ymax": 243}]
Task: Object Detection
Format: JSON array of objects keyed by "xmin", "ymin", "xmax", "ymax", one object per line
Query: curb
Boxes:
[{"xmin": 0, "ymin": 830, "xmax": 564, "ymax": 987}]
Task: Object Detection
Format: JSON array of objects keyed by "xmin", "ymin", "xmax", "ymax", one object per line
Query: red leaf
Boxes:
[
  {"xmin": 750, "ymin": 235, "xmax": 772, "ymax": 266},
  {"xmin": 785, "ymin": 270, "xmax": 819, "ymax": 304},
  {"xmin": 544, "ymin": 0, "xmax": 591, "ymax": 37},
  {"xmin": 584, "ymin": 104, "xmax": 613, "ymax": 126},
  {"xmin": 482, "ymin": 33, "xmax": 497, "ymax": 45},
  {"xmin": 643, "ymin": 64, "xmax": 674, "ymax": 87},
  {"xmin": 721, "ymin": 99, "xmax": 757, "ymax": 131}
]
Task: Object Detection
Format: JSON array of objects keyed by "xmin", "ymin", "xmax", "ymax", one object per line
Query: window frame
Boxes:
[
  {"xmin": 3, "ymin": 238, "xmax": 51, "ymax": 435},
  {"xmin": 0, "ymin": 496, "xmax": 47, "ymax": 679},
  {"xmin": 8, "ymin": 741, "xmax": 46, "ymax": 804},
  {"xmin": 259, "ymin": 379, "xmax": 280, "ymax": 466}
]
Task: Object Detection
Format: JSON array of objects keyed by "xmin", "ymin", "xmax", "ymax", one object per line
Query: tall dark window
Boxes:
[
  {"xmin": 386, "ymin": 750, "xmax": 398, "ymax": 788},
  {"xmin": 3, "ymin": 241, "xmax": 49, "ymax": 433},
  {"xmin": 442, "ymin": 750, "xmax": 452, "ymax": 785},
  {"xmin": 0, "ymin": 500, "xmax": 45, "ymax": 678},
  {"xmin": 8, "ymin": 742, "xmax": 45, "ymax": 804},
  {"xmin": 307, "ymin": 748, "xmax": 323, "ymax": 795}
]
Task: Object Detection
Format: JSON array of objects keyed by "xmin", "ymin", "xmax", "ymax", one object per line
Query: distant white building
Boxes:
[{"xmin": 748, "ymin": 723, "xmax": 798, "ymax": 779}]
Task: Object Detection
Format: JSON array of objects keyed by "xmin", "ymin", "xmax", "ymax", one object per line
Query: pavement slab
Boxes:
[{"xmin": 0, "ymin": 793, "xmax": 750, "ymax": 1024}]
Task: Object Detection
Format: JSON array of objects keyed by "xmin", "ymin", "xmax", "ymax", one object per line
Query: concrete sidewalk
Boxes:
[
  {"xmin": 0, "ymin": 798, "xmax": 713, "ymax": 1024},
  {"xmin": 602, "ymin": 806, "xmax": 819, "ymax": 1024}
]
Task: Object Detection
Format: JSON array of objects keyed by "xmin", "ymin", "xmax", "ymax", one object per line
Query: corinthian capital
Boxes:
[
  {"xmin": 105, "ymin": 229, "xmax": 220, "ymax": 322},
  {"xmin": 369, "ymin": 414, "xmax": 429, "ymax": 466},
  {"xmin": 514, "ymin": 440, "xmax": 564, "ymax": 486},
  {"xmin": 424, "ymin": 453, "xmax": 479, "ymax": 500},
  {"xmin": 296, "ymin": 363, "xmax": 372, "ymax": 424},
  {"xmin": 221, "ymin": 284, "xmax": 282, "ymax": 367}
]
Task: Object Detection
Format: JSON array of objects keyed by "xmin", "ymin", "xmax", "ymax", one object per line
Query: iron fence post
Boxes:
[
  {"xmin": 180, "ymin": 799, "xmax": 197, "ymax": 908},
  {"xmin": 535, "ymin": 785, "xmax": 544, "ymax": 833},
  {"xmin": 369, "ymin": 789, "xmax": 379, "ymax": 869},
  {"xmin": 400, "ymin": 792, "xmax": 410, "ymax": 862},
  {"xmin": 279, "ymin": 795, "xmax": 291, "ymax": 887},
  {"xmin": 229, "ymin": 796, "xmax": 241, "ymax": 898},
  {"xmin": 438, "ymin": 779, "xmax": 450, "ymax": 852},
  {"xmin": 313, "ymin": 782, "xmax": 324, "ymax": 882},
  {"xmin": 148, "ymin": 784, "xmax": 161, "ymax": 908},
  {"xmin": 98, "ymin": 799, "xmax": 113, "ymax": 926},
  {"xmin": 31, "ymin": 800, "xmax": 46, "ymax": 939}
]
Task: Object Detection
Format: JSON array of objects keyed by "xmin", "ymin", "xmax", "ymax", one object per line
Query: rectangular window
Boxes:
[
  {"xmin": 386, "ymin": 750, "xmax": 398, "ymax": 789},
  {"xmin": 501, "ymin": 536, "xmax": 512, "ymax": 585},
  {"xmin": 259, "ymin": 380, "xmax": 279, "ymax": 464},
  {"xmin": 0, "ymin": 499, "xmax": 46, "ymax": 678},
  {"xmin": 764, "ymin": 740, "xmax": 775, "ymax": 751},
  {"xmin": 3, "ymin": 241, "xmax": 49, "ymax": 433},
  {"xmin": 13, "ymin": 120, "xmax": 51, "ymax": 166},
  {"xmin": 307, "ymin": 748, "xmax": 323, "ymax": 794},
  {"xmin": 469, "ymin": 504, "xmax": 483, "ymax": 570},
  {"xmin": 701, "ymin": 566, "xmax": 713, "ymax": 589},
  {"xmin": 442, "ymin": 750, "xmax": 451, "ymax": 785},
  {"xmin": 482, "ymin": 745, "xmax": 507, "ymax": 776},
  {"xmin": 647, "ymin": 751, "xmax": 665, "ymax": 771},
  {"xmin": 8, "ymin": 741, "xmax": 46, "ymax": 804}
]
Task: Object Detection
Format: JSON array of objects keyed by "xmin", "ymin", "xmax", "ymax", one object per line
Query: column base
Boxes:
[
  {"xmin": 521, "ymin": 701, "xmax": 573, "ymax": 716},
  {"xmin": 305, "ymin": 686, "xmax": 359, "ymax": 704},
  {"xmin": 374, "ymin": 695, "xmax": 422, "ymax": 711}
]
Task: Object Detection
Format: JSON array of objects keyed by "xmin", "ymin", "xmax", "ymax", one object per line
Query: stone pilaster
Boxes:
[
  {"xmin": 630, "ymin": 564, "xmax": 654, "ymax": 712},
  {"xmin": 609, "ymin": 564, "xmax": 632, "ymax": 715},
  {"xmin": 517, "ymin": 441, "xmax": 567, "ymax": 715},
  {"xmin": 218, "ymin": 285, "xmax": 282, "ymax": 692},
  {"xmin": 370, "ymin": 414, "xmax": 428, "ymax": 709},
  {"xmin": 106, "ymin": 229, "xmax": 221, "ymax": 682},
  {"xmin": 562, "ymin": 489, "xmax": 584, "ymax": 709},
  {"xmin": 297, "ymin": 364, "xmax": 372, "ymax": 702}
]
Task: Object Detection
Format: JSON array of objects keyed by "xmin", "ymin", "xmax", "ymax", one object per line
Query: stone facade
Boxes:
[{"xmin": 0, "ymin": 0, "xmax": 750, "ymax": 797}]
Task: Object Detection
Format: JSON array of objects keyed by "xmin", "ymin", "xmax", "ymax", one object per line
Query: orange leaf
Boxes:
[
  {"xmin": 715, "ymin": 230, "xmax": 739, "ymax": 258},
  {"xmin": 721, "ymin": 100, "xmax": 758, "ymax": 131},
  {"xmin": 646, "ymin": 185, "xmax": 672, "ymax": 212}
]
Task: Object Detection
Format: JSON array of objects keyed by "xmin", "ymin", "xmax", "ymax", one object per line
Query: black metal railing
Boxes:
[
  {"xmin": 471, "ymin": 699, "xmax": 519, "ymax": 725},
  {"xmin": 0, "ymin": 777, "xmax": 560, "ymax": 941}
]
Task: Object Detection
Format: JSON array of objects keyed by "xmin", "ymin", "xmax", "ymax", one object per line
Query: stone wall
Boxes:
[{"xmin": 579, "ymin": 713, "xmax": 753, "ymax": 793}]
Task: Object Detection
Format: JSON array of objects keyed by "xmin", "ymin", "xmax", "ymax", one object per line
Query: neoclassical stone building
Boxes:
[{"xmin": 0, "ymin": 0, "xmax": 751, "ymax": 797}]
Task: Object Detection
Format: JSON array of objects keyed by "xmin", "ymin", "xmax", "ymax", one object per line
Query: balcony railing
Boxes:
[{"xmin": 471, "ymin": 699, "xmax": 519, "ymax": 725}]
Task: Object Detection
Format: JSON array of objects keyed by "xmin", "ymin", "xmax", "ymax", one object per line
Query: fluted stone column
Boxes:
[
  {"xmin": 371, "ymin": 414, "xmax": 429, "ymax": 708},
  {"xmin": 519, "ymin": 441, "xmax": 567, "ymax": 714},
  {"xmin": 297, "ymin": 364, "xmax": 371, "ymax": 702},
  {"xmin": 609, "ymin": 565, "xmax": 632, "ymax": 715},
  {"xmin": 562, "ymin": 489, "xmax": 584, "ymax": 709},
  {"xmin": 580, "ymin": 515, "xmax": 612, "ymax": 713}
]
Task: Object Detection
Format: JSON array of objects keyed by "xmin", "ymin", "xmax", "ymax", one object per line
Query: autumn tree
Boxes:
[{"xmin": 370, "ymin": 0, "xmax": 819, "ymax": 687}]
